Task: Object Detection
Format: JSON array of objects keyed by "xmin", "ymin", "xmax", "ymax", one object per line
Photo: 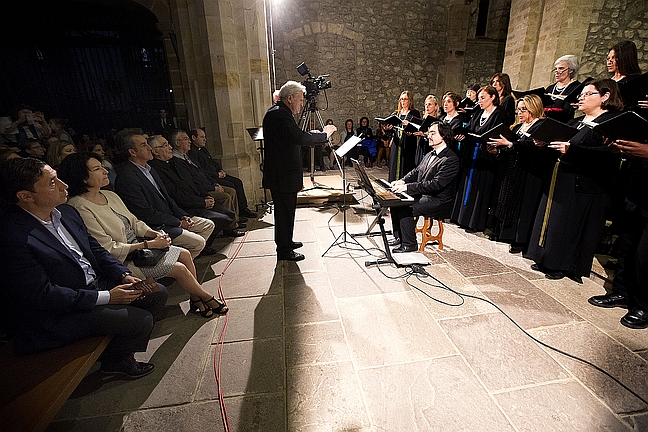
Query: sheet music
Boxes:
[{"xmin": 336, "ymin": 135, "xmax": 363, "ymax": 157}]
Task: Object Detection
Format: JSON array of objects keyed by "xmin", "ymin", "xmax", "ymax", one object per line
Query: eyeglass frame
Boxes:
[{"xmin": 578, "ymin": 91, "xmax": 600, "ymax": 99}]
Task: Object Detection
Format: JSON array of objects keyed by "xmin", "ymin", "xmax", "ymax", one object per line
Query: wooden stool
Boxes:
[{"xmin": 415, "ymin": 217, "xmax": 444, "ymax": 251}]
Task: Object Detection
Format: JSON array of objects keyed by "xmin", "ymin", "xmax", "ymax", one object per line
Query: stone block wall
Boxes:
[
  {"xmin": 270, "ymin": 0, "xmax": 508, "ymax": 129},
  {"xmin": 580, "ymin": 0, "xmax": 648, "ymax": 78}
]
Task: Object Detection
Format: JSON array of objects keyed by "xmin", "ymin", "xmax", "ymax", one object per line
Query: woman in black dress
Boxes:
[
  {"xmin": 342, "ymin": 119, "xmax": 355, "ymax": 166},
  {"xmin": 487, "ymin": 95, "xmax": 548, "ymax": 252},
  {"xmin": 413, "ymin": 95, "xmax": 439, "ymax": 164},
  {"xmin": 451, "ymin": 85, "xmax": 508, "ymax": 231},
  {"xmin": 491, "ymin": 73, "xmax": 516, "ymax": 126},
  {"xmin": 525, "ymin": 79, "xmax": 624, "ymax": 281},
  {"xmin": 440, "ymin": 92, "xmax": 464, "ymax": 153},
  {"xmin": 388, "ymin": 91, "xmax": 421, "ymax": 181},
  {"xmin": 544, "ymin": 55, "xmax": 581, "ymax": 122}
]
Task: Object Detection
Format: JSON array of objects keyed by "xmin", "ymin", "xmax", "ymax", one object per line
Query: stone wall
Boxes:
[
  {"xmin": 271, "ymin": 0, "xmax": 508, "ymax": 129},
  {"xmin": 580, "ymin": 0, "xmax": 648, "ymax": 78}
]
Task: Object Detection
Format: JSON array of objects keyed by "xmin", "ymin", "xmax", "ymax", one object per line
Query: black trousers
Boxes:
[
  {"xmin": 391, "ymin": 205, "xmax": 423, "ymax": 248},
  {"xmin": 89, "ymin": 282, "xmax": 168, "ymax": 361},
  {"xmin": 271, "ymin": 189, "xmax": 298, "ymax": 256},
  {"xmin": 612, "ymin": 207, "xmax": 648, "ymax": 309},
  {"xmin": 218, "ymin": 174, "xmax": 249, "ymax": 211}
]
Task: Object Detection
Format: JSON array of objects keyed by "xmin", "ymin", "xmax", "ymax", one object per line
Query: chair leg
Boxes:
[{"xmin": 419, "ymin": 218, "xmax": 444, "ymax": 251}]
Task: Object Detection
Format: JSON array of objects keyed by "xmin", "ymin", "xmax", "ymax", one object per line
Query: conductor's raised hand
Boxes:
[{"xmin": 323, "ymin": 124, "xmax": 337, "ymax": 137}]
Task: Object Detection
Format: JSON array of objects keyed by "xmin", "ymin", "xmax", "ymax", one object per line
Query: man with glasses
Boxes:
[{"xmin": 18, "ymin": 138, "xmax": 46, "ymax": 160}]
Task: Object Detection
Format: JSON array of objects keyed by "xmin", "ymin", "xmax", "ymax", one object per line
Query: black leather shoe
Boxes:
[
  {"xmin": 392, "ymin": 245, "xmax": 418, "ymax": 253},
  {"xmin": 530, "ymin": 263, "xmax": 542, "ymax": 272},
  {"xmin": 545, "ymin": 271, "xmax": 566, "ymax": 280},
  {"xmin": 239, "ymin": 217, "xmax": 249, "ymax": 223},
  {"xmin": 197, "ymin": 246, "xmax": 218, "ymax": 257},
  {"xmin": 621, "ymin": 307, "xmax": 648, "ymax": 329},
  {"xmin": 278, "ymin": 251, "xmax": 305, "ymax": 261},
  {"xmin": 100, "ymin": 355, "xmax": 155, "ymax": 379},
  {"xmin": 241, "ymin": 208, "xmax": 258, "ymax": 218},
  {"xmin": 388, "ymin": 238, "xmax": 401, "ymax": 247},
  {"xmin": 588, "ymin": 293, "xmax": 629, "ymax": 309},
  {"xmin": 509, "ymin": 245, "xmax": 523, "ymax": 254},
  {"xmin": 223, "ymin": 229, "xmax": 245, "ymax": 237},
  {"xmin": 291, "ymin": 241, "xmax": 303, "ymax": 249}
]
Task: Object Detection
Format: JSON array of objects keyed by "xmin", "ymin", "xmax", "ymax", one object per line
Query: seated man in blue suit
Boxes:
[
  {"xmin": 0, "ymin": 158, "xmax": 168, "ymax": 379},
  {"xmin": 389, "ymin": 121, "xmax": 460, "ymax": 252}
]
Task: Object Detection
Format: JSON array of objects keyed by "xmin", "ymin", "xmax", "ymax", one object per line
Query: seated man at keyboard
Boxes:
[{"xmin": 389, "ymin": 122, "xmax": 460, "ymax": 252}]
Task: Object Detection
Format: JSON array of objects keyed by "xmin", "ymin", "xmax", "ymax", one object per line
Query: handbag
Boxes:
[{"xmin": 127, "ymin": 247, "xmax": 168, "ymax": 267}]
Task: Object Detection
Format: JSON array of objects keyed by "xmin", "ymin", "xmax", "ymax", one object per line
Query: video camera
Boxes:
[{"xmin": 297, "ymin": 62, "xmax": 331, "ymax": 99}]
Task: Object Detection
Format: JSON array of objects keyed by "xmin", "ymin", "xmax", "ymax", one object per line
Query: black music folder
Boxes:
[
  {"xmin": 418, "ymin": 115, "xmax": 437, "ymax": 133},
  {"xmin": 589, "ymin": 111, "xmax": 648, "ymax": 143},
  {"xmin": 375, "ymin": 114, "xmax": 402, "ymax": 126},
  {"xmin": 403, "ymin": 117, "xmax": 423, "ymax": 133},
  {"xmin": 246, "ymin": 127, "xmax": 263, "ymax": 141},
  {"xmin": 458, "ymin": 97, "xmax": 476, "ymax": 110},
  {"xmin": 618, "ymin": 72, "xmax": 648, "ymax": 108},
  {"xmin": 527, "ymin": 117, "xmax": 579, "ymax": 143},
  {"xmin": 468, "ymin": 123, "xmax": 518, "ymax": 142}
]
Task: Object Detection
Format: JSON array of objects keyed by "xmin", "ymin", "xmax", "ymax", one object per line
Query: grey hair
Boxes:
[
  {"xmin": 555, "ymin": 54, "xmax": 579, "ymax": 78},
  {"xmin": 278, "ymin": 81, "xmax": 306, "ymax": 100},
  {"xmin": 147, "ymin": 135, "xmax": 162, "ymax": 148}
]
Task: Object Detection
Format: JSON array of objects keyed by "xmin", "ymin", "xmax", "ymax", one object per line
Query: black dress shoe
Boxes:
[
  {"xmin": 239, "ymin": 217, "xmax": 249, "ymax": 223},
  {"xmin": 388, "ymin": 238, "xmax": 401, "ymax": 247},
  {"xmin": 197, "ymin": 246, "xmax": 218, "ymax": 257},
  {"xmin": 223, "ymin": 229, "xmax": 245, "ymax": 237},
  {"xmin": 392, "ymin": 245, "xmax": 418, "ymax": 253},
  {"xmin": 241, "ymin": 208, "xmax": 258, "ymax": 218},
  {"xmin": 277, "ymin": 251, "xmax": 305, "ymax": 261},
  {"xmin": 588, "ymin": 293, "xmax": 629, "ymax": 309},
  {"xmin": 545, "ymin": 271, "xmax": 566, "ymax": 280},
  {"xmin": 621, "ymin": 307, "xmax": 648, "ymax": 329},
  {"xmin": 100, "ymin": 355, "xmax": 155, "ymax": 379},
  {"xmin": 291, "ymin": 241, "xmax": 303, "ymax": 249},
  {"xmin": 531, "ymin": 263, "xmax": 544, "ymax": 272},
  {"xmin": 509, "ymin": 245, "xmax": 524, "ymax": 254}
]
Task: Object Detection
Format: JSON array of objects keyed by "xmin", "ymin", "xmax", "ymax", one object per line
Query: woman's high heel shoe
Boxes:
[
  {"xmin": 205, "ymin": 296, "xmax": 229, "ymax": 315},
  {"xmin": 190, "ymin": 298, "xmax": 214, "ymax": 318}
]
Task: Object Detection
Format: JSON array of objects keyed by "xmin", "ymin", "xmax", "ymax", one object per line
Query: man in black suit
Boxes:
[
  {"xmin": 113, "ymin": 129, "xmax": 217, "ymax": 258},
  {"xmin": 0, "ymin": 158, "xmax": 168, "ymax": 378},
  {"xmin": 155, "ymin": 108, "xmax": 174, "ymax": 136},
  {"xmin": 262, "ymin": 81, "xmax": 331, "ymax": 261},
  {"xmin": 390, "ymin": 122, "xmax": 460, "ymax": 252},
  {"xmin": 189, "ymin": 127, "xmax": 257, "ymax": 219},
  {"xmin": 147, "ymin": 134, "xmax": 241, "ymax": 238}
]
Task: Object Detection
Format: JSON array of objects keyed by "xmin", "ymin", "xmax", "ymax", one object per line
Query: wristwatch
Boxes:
[{"xmin": 120, "ymin": 271, "xmax": 133, "ymax": 281}]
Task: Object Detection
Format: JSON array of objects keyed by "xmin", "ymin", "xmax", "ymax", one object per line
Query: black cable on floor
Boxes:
[{"xmin": 396, "ymin": 264, "xmax": 648, "ymax": 406}]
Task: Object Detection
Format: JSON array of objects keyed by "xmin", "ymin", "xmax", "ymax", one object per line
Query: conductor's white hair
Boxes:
[{"xmin": 279, "ymin": 81, "xmax": 306, "ymax": 100}]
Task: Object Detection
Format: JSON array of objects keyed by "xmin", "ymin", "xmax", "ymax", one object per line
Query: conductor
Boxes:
[{"xmin": 262, "ymin": 81, "xmax": 333, "ymax": 261}]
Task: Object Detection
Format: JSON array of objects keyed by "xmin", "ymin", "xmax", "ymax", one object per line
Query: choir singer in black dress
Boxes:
[{"xmin": 389, "ymin": 122, "xmax": 460, "ymax": 252}]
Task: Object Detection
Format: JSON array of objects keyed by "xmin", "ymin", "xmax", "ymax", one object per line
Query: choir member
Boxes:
[{"xmin": 544, "ymin": 55, "xmax": 581, "ymax": 122}]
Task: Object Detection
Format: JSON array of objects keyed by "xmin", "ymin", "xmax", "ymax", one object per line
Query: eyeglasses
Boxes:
[
  {"xmin": 578, "ymin": 91, "xmax": 600, "ymax": 99},
  {"xmin": 552, "ymin": 67, "xmax": 569, "ymax": 74},
  {"xmin": 515, "ymin": 107, "xmax": 528, "ymax": 113}
]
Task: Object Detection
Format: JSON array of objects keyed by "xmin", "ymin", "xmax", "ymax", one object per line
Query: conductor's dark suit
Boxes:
[
  {"xmin": 391, "ymin": 145, "xmax": 460, "ymax": 248},
  {"xmin": 0, "ymin": 204, "xmax": 167, "ymax": 356},
  {"xmin": 262, "ymin": 100, "xmax": 327, "ymax": 256}
]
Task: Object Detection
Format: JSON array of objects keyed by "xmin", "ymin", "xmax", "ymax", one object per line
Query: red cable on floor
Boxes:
[{"xmin": 213, "ymin": 213, "xmax": 261, "ymax": 431}]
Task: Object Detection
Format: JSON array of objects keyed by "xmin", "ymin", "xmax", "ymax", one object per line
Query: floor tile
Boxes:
[
  {"xmin": 283, "ymin": 272, "xmax": 339, "ymax": 325},
  {"xmin": 286, "ymin": 321, "xmax": 351, "ymax": 367},
  {"xmin": 439, "ymin": 313, "xmax": 569, "ymax": 392},
  {"xmin": 338, "ymin": 291, "xmax": 456, "ymax": 368},
  {"xmin": 495, "ymin": 381, "xmax": 630, "ymax": 432},
  {"xmin": 214, "ymin": 294, "xmax": 283, "ymax": 343},
  {"xmin": 358, "ymin": 356, "xmax": 516, "ymax": 431}
]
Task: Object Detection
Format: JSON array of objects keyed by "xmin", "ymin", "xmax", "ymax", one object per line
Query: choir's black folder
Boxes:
[
  {"xmin": 468, "ymin": 123, "xmax": 518, "ymax": 142},
  {"xmin": 589, "ymin": 111, "xmax": 648, "ymax": 143},
  {"xmin": 527, "ymin": 117, "xmax": 579, "ymax": 143}
]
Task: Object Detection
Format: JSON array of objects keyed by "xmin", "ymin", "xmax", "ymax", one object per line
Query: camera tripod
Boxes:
[{"xmin": 298, "ymin": 95, "xmax": 334, "ymax": 190}]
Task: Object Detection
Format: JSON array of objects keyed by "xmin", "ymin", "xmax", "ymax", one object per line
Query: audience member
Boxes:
[
  {"xmin": 0, "ymin": 105, "xmax": 50, "ymax": 144},
  {"xmin": 113, "ymin": 128, "xmax": 216, "ymax": 258},
  {"xmin": 0, "ymin": 157, "xmax": 167, "ymax": 378},
  {"xmin": 60, "ymin": 153, "xmax": 227, "ymax": 317},
  {"xmin": 188, "ymin": 127, "xmax": 257, "ymax": 218},
  {"xmin": 18, "ymin": 138, "xmax": 46, "ymax": 160},
  {"xmin": 46, "ymin": 139, "xmax": 77, "ymax": 169}
]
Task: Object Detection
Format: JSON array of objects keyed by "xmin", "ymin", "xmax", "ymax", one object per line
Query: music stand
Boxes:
[
  {"xmin": 321, "ymin": 140, "xmax": 370, "ymax": 257},
  {"xmin": 246, "ymin": 127, "xmax": 269, "ymax": 206}
]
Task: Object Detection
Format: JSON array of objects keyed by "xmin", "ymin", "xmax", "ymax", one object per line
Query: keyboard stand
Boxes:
[{"xmin": 364, "ymin": 209, "xmax": 396, "ymax": 267}]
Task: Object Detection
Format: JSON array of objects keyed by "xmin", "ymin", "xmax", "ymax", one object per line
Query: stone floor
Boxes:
[{"xmin": 47, "ymin": 168, "xmax": 648, "ymax": 432}]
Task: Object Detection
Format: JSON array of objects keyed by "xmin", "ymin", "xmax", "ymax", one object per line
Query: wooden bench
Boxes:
[
  {"xmin": 0, "ymin": 335, "xmax": 112, "ymax": 432},
  {"xmin": 415, "ymin": 217, "xmax": 445, "ymax": 251}
]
